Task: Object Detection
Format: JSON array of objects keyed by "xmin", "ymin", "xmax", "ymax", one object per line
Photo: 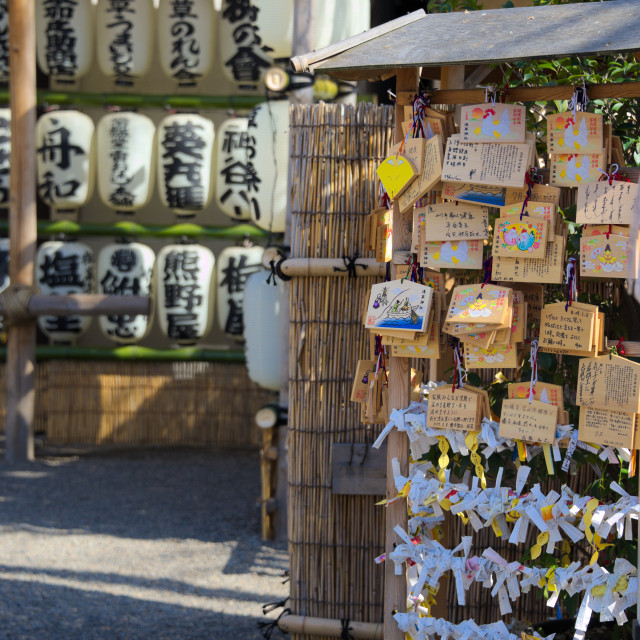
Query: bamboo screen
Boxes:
[
  {"xmin": 0, "ymin": 361, "xmax": 276, "ymax": 448},
  {"xmin": 287, "ymin": 103, "xmax": 394, "ymax": 638}
]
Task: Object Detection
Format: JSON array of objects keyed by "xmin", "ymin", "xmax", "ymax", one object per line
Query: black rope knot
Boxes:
[
  {"xmin": 333, "ymin": 254, "xmax": 364, "ymax": 278},
  {"xmin": 257, "ymin": 608, "xmax": 290, "ymax": 639},
  {"xmin": 341, "ymin": 618, "xmax": 354, "ymax": 640}
]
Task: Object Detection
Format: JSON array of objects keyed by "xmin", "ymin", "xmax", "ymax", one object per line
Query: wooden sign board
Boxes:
[
  {"xmin": 513, "ymin": 284, "xmax": 543, "ymax": 343},
  {"xmin": 391, "ymin": 139, "xmax": 425, "ymax": 174},
  {"xmin": 332, "ymin": 443, "xmax": 387, "ymax": 496},
  {"xmin": 441, "ymin": 182, "xmax": 560, "ymax": 208},
  {"xmin": 539, "ymin": 302, "xmax": 597, "ymax": 356},
  {"xmin": 423, "ymin": 203, "xmax": 489, "ymax": 241},
  {"xmin": 493, "ymin": 236, "xmax": 565, "ymax": 284},
  {"xmin": 578, "ymin": 408, "xmax": 636, "ymax": 449},
  {"xmin": 447, "ymin": 284, "xmax": 512, "ymax": 326},
  {"xmin": 550, "ymin": 151, "xmax": 606, "ymax": 187},
  {"xmin": 351, "ymin": 359, "xmax": 378, "ymax": 403},
  {"xmin": 508, "ymin": 381, "xmax": 564, "ymax": 422},
  {"xmin": 580, "ymin": 234, "xmax": 630, "ymax": 278},
  {"xmin": 397, "ymin": 134, "xmax": 443, "ymax": 213},
  {"xmin": 499, "ymin": 398, "xmax": 558, "ymax": 444},
  {"xmin": 576, "ymin": 181, "xmax": 639, "ymax": 225},
  {"xmin": 502, "ymin": 201, "xmax": 557, "ymax": 240},
  {"xmin": 461, "ymin": 103, "xmax": 526, "ymax": 144},
  {"xmin": 576, "ymin": 355, "xmax": 640, "ymax": 414},
  {"xmin": 442, "ymin": 135, "xmax": 529, "ymax": 188},
  {"xmin": 464, "ymin": 343, "xmax": 518, "ymax": 369},
  {"xmin": 493, "ymin": 216, "xmax": 549, "ymax": 259},
  {"xmin": 427, "ymin": 386, "xmax": 482, "ymax": 431},
  {"xmin": 547, "ymin": 112, "xmax": 604, "ymax": 155},
  {"xmin": 420, "ymin": 238, "xmax": 484, "ymax": 270},
  {"xmin": 365, "ymin": 280, "xmax": 433, "ymax": 334}
]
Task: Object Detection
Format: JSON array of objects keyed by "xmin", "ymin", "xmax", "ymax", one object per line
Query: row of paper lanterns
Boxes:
[
  {"xmin": 0, "ymin": 0, "xmax": 368, "ymax": 87},
  {"xmin": 0, "ymin": 102, "xmax": 290, "ymax": 232}
]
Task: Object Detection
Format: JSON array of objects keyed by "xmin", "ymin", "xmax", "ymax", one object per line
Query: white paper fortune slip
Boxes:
[
  {"xmin": 442, "ymin": 135, "xmax": 529, "ymax": 188},
  {"xmin": 365, "ymin": 279, "xmax": 433, "ymax": 334},
  {"xmin": 461, "ymin": 103, "xmax": 526, "ymax": 144},
  {"xmin": 576, "ymin": 181, "xmax": 639, "ymax": 225}
]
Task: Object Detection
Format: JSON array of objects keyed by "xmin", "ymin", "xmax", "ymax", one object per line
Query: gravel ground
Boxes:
[{"xmin": 0, "ymin": 443, "xmax": 289, "ymax": 640}]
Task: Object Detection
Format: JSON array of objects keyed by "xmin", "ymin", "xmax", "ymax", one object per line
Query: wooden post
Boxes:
[
  {"xmin": 384, "ymin": 67, "xmax": 419, "ymax": 640},
  {"xmin": 6, "ymin": 0, "xmax": 37, "ymax": 462}
]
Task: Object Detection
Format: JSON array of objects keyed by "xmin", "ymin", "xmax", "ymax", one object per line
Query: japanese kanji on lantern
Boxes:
[
  {"xmin": 157, "ymin": 113, "xmax": 215, "ymax": 217},
  {"xmin": 219, "ymin": 0, "xmax": 293, "ymax": 87},
  {"xmin": 158, "ymin": 0, "xmax": 215, "ymax": 87},
  {"xmin": 155, "ymin": 242, "xmax": 215, "ymax": 344},
  {"xmin": 216, "ymin": 244, "xmax": 264, "ymax": 337},
  {"xmin": 36, "ymin": 240, "xmax": 95, "ymax": 343},
  {"xmin": 243, "ymin": 271, "xmax": 284, "ymax": 391},
  {"xmin": 0, "ymin": 108, "xmax": 10, "ymax": 209},
  {"xmin": 246, "ymin": 101, "xmax": 289, "ymax": 233},
  {"xmin": 35, "ymin": 0, "xmax": 93, "ymax": 82},
  {"xmin": 97, "ymin": 241, "xmax": 155, "ymax": 344},
  {"xmin": 96, "ymin": 0, "xmax": 155, "ymax": 85},
  {"xmin": 215, "ymin": 117, "xmax": 252, "ymax": 220},
  {"xmin": 36, "ymin": 110, "xmax": 96, "ymax": 218},
  {"xmin": 96, "ymin": 112, "xmax": 156, "ymax": 215},
  {"xmin": 0, "ymin": 0, "xmax": 8, "ymax": 82}
]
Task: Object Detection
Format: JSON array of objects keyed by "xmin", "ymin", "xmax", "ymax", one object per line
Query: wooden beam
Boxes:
[
  {"xmin": 428, "ymin": 81, "xmax": 640, "ymax": 105},
  {"xmin": 0, "ymin": 294, "xmax": 150, "ymax": 318},
  {"xmin": 279, "ymin": 614, "xmax": 383, "ymax": 639},
  {"xmin": 262, "ymin": 252, "xmax": 386, "ymax": 278},
  {"xmin": 384, "ymin": 66, "xmax": 419, "ymax": 640},
  {"xmin": 7, "ymin": 0, "xmax": 37, "ymax": 462}
]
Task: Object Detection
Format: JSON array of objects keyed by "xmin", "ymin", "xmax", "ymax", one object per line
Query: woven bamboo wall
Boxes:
[
  {"xmin": 288, "ymin": 103, "xmax": 394, "ymax": 638},
  {"xmin": 0, "ymin": 361, "xmax": 276, "ymax": 448}
]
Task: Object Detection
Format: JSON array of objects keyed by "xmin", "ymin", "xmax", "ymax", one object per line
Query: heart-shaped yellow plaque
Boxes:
[{"xmin": 376, "ymin": 153, "xmax": 417, "ymax": 200}]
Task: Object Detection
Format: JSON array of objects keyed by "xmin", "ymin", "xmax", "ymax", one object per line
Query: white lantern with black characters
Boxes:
[
  {"xmin": 36, "ymin": 240, "xmax": 94, "ymax": 343},
  {"xmin": 156, "ymin": 243, "xmax": 215, "ymax": 344},
  {"xmin": 219, "ymin": 0, "xmax": 293, "ymax": 87},
  {"xmin": 98, "ymin": 241, "xmax": 155, "ymax": 344},
  {"xmin": 96, "ymin": 0, "xmax": 155, "ymax": 85},
  {"xmin": 215, "ymin": 117, "xmax": 252, "ymax": 220},
  {"xmin": 36, "ymin": 110, "xmax": 96, "ymax": 215},
  {"xmin": 0, "ymin": 108, "xmax": 10, "ymax": 209},
  {"xmin": 243, "ymin": 272, "xmax": 284, "ymax": 391},
  {"xmin": 157, "ymin": 113, "xmax": 215, "ymax": 216},
  {"xmin": 0, "ymin": 0, "xmax": 9, "ymax": 82},
  {"xmin": 246, "ymin": 101, "xmax": 289, "ymax": 233},
  {"xmin": 158, "ymin": 0, "xmax": 215, "ymax": 87},
  {"xmin": 216, "ymin": 245, "xmax": 263, "ymax": 336},
  {"xmin": 35, "ymin": 0, "xmax": 93, "ymax": 82},
  {"xmin": 97, "ymin": 112, "xmax": 156, "ymax": 214}
]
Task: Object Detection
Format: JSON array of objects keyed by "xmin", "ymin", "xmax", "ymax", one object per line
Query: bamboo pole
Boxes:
[
  {"xmin": 0, "ymin": 220, "xmax": 268, "ymax": 239},
  {"xmin": 0, "ymin": 90, "xmax": 265, "ymax": 111},
  {"xmin": 0, "ymin": 346, "xmax": 246, "ymax": 362},
  {"xmin": 0, "ymin": 293, "xmax": 150, "ymax": 317},
  {"xmin": 6, "ymin": 0, "xmax": 36, "ymax": 462},
  {"xmin": 384, "ymin": 68, "xmax": 419, "ymax": 640},
  {"xmin": 262, "ymin": 253, "xmax": 386, "ymax": 278},
  {"xmin": 279, "ymin": 614, "xmax": 383, "ymax": 639}
]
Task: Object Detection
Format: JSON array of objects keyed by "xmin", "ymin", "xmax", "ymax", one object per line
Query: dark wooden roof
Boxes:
[{"xmin": 291, "ymin": 1, "xmax": 640, "ymax": 81}]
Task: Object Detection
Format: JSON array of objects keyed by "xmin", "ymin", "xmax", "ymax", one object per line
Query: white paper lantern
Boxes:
[
  {"xmin": 219, "ymin": 0, "xmax": 293, "ymax": 86},
  {"xmin": 156, "ymin": 243, "xmax": 215, "ymax": 344},
  {"xmin": 243, "ymin": 271, "xmax": 284, "ymax": 391},
  {"xmin": 157, "ymin": 113, "xmax": 215, "ymax": 216},
  {"xmin": 97, "ymin": 241, "xmax": 154, "ymax": 344},
  {"xmin": 215, "ymin": 117, "xmax": 253, "ymax": 220},
  {"xmin": 216, "ymin": 245, "xmax": 263, "ymax": 336},
  {"xmin": 97, "ymin": 112, "xmax": 155, "ymax": 214},
  {"xmin": 35, "ymin": 0, "xmax": 93, "ymax": 81},
  {"xmin": 0, "ymin": 0, "xmax": 9, "ymax": 82},
  {"xmin": 36, "ymin": 240, "xmax": 94, "ymax": 343},
  {"xmin": 36, "ymin": 110, "xmax": 96, "ymax": 214},
  {"xmin": 331, "ymin": 0, "xmax": 370, "ymax": 46},
  {"xmin": 246, "ymin": 101, "xmax": 289, "ymax": 233},
  {"xmin": 158, "ymin": 0, "xmax": 215, "ymax": 87},
  {"xmin": 0, "ymin": 108, "xmax": 10, "ymax": 208},
  {"xmin": 96, "ymin": 0, "xmax": 155, "ymax": 85}
]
